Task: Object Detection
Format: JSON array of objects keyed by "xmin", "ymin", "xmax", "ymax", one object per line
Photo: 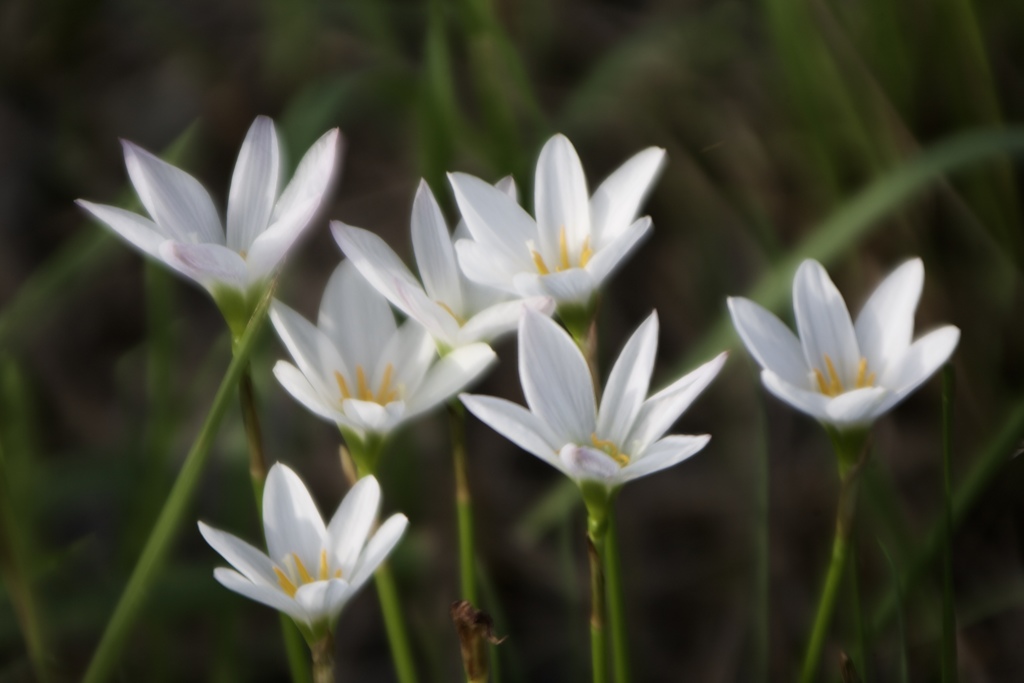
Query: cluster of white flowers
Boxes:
[{"xmin": 79, "ymin": 115, "xmax": 958, "ymax": 650}]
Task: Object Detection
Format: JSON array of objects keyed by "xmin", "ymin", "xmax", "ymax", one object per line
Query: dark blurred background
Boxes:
[{"xmin": 2, "ymin": 0, "xmax": 1024, "ymax": 680}]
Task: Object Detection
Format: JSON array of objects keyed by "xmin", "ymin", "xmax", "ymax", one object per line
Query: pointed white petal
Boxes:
[
  {"xmin": 213, "ymin": 567, "xmax": 309, "ymax": 624},
  {"xmin": 262, "ymin": 463, "xmax": 327, "ymax": 570},
  {"xmin": 759, "ymin": 369, "xmax": 830, "ymax": 422},
  {"xmin": 793, "ymin": 260, "xmax": 861, "ymax": 386},
  {"xmin": 319, "ymin": 261, "xmax": 397, "ymax": 372},
  {"xmin": 854, "ymin": 258, "xmax": 924, "ymax": 376},
  {"xmin": 411, "ymin": 180, "xmax": 463, "ymax": 310},
  {"xmin": 824, "ymin": 387, "xmax": 889, "ymax": 426},
  {"xmin": 392, "ymin": 278, "xmax": 462, "ymax": 346},
  {"xmin": 448, "ymin": 172, "xmax": 536, "ymax": 268},
  {"xmin": 558, "ymin": 443, "xmax": 619, "ymax": 483},
  {"xmin": 457, "ymin": 297, "xmax": 554, "ymax": 345},
  {"xmin": 494, "ymin": 175, "xmax": 518, "ymax": 201},
  {"xmin": 226, "ymin": 116, "xmax": 281, "ymax": 252},
  {"xmin": 270, "ymin": 301, "xmax": 348, "ymax": 398},
  {"xmin": 583, "ymin": 216, "xmax": 652, "ymax": 286},
  {"xmin": 727, "ymin": 297, "xmax": 809, "ymax": 388},
  {"xmin": 159, "ymin": 242, "xmax": 248, "ymax": 292},
  {"xmin": 331, "ymin": 221, "xmax": 421, "ymax": 295},
  {"xmin": 405, "ymin": 343, "xmax": 496, "ymax": 419},
  {"xmin": 341, "ymin": 398, "xmax": 401, "ymax": 434},
  {"xmin": 535, "ymin": 134, "xmax": 591, "ymax": 259},
  {"xmin": 349, "ymin": 514, "xmax": 409, "ymax": 590},
  {"xmin": 198, "ymin": 521, "xmax": 277, "ymax": 587},
  {"xmin": 519, "ymin": 309, "xmax": 596, "ymax": 444},
  {"xmin": 272, "ymin": 128, "xmax": 342, "ymax": 224},
  {"xmin": 617, "ymin": 434, "xmax": 709, "ymax": 485},
  {"xmin": 460, "ymin": 393, "xmax": 565, "ymax": 471},
  {"xmin": 626, "ymin": 352, "xmax": 726, "ymax": 451},
  {"xmin": 590, "ymin": 147, "xmax": 666, "ymax": 248},
  {"xmin": 294, "ymin": 578, "xmax": 352, "ymax": 624},
  {"xmin": 245, "ymin": 194, "xmax": 321, "ymax": 282},
  {"xmin": 597, "ymin": 312, "xmax": 659, "ymax": 445},
  {"xmin": 533, "ymin": 268, "xmax": 596, "ymax": 306},
  {"xmin": 455, "ymin": 238, "xmax": 521, "ymax": 293},
  {"xmin": 327, "ymin": 476, "xmax": 381, "ymax": 578},
  {"xmin": 76, "ymin": 200, "xmax": 167, "ymax": 258},
  {"xmin": 273, "ymin": 361, "xmax": 342, "ymax": 423},
  {"xmin": 121, "ymin": 140, "xmax": 223, "ymax": 244},
  {"xmin": 876, "ymin": 326, "xmax": 960, "ymax": 413}
]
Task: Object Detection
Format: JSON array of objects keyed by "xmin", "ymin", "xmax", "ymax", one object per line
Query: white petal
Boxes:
[
  {"xmin": 626, "ymin": 352, "xmax": 726, "ymax": 451},
  {"xmin": 272, "ymin": 128, "xmax": 342, "ymax": 224},
  {"xmin": 76, "ymin": 200, "xmax": 167, "ymax": 258},
  {"xmin": 327, "ymin": 476, "xmax": 381, "ymax": 578},
  {"xmin": 535, "ymin": 134, "xmax": 591, "ymax": 260},
  {"xmin": 293, "ymin": 578, "xmax": 352, "ymax": 624},
  {"xmin": 262, "ymin": 463, "xmax": 327, "ymax": 570},
  {"xmin": 531, "ymin": 268, "xmax": 596, "ymax": 306},
  {"xmin": 448, "ymin": 172, "xmax": 536, "ymax": 268},
  {"xmin": 405, "ymin": 343, "xmax": 497, "ymax": 419},
  {"xmin": 273, "ymin": 361, "xmax": 343, "ymax": 423},
  {"xmin": 519, "ymin": 308, "xmax": 596, "ymax": 444},
  {"xmin": 589, "ymin": 147, "xmax": 666, "ymax": 248},
  {"xmin": 159, "ymin": 242, "xmax": 248, "ymax": 292},
  {"xmin": 727, "ymin": 297, "xmax": 809, "ymax": 388},
  {"xmin": 227, "ymin": 116, "xmax": 281, "ymax": 252},
  {"xmin": 760, "ymin": 369, "xmax": 830, "ymax": 422},
  {"xmin": 198, "ymin": 521, "xmax": 277, "ymax": 587},
  {"xmin": 460, "ymin": 393, "xmax": 565, "ymax": 471},
  {"xmin": 854, "ymin": 258, "xmax": 924, "ymax": 376},
  {"xmin": 379, "ymin": 320, "xmax": 437, "ymax": 397},
  {"xmin": 494, "ymin": 175, "xmax": 518, "ymax": 201},
  {"xmin": 411, "ymin": 180, "xmax": 463, "ymax": 310},
  {"xmin": 824, "ymin": 387, "xmax": 889, "ymax": 426},
  {"xmin": 793, "ymin": 260, "xmax": 861, "ymax": 386},
  {"xmin": 348, "ymin": 514, "xmax": 409, "ymax": 590},
  {"xmin": 558, "ymin": 444, "xmax": 619, "ymax": 483},
  {"xmin": 319, "ymin": 261, "xmax": 397, "ymax": 372},
  {"xmin": 121, "ymin": 140, "xmax": 223, "ymax": 244},
  {"xmin": 455, "ymin": 238, "xmax": 521, "ymax": 294},
  {"xmin": 270, "ymin": 301, "xmax": 348, "ymax": 398},
  {"xmin": 341, "ymin": 398, "xmax": 402, "ymax": 434},
  {"xmin": 457, "ymin": 297, "xmax": 554, "ymax": 346},
  {"xmin": 245, "ymin": 194, "xmax": 321, "ymax": 282},
  {"xmin": 213, "ymin": 567, "xmax": 309, "ymax": 625},
  {"xmin": 392, "ymin": 278, "xmax": 462, "ymax": 346},
  {"xmin": 617, "ymin": 434, "xmax": 709, "ymax": 485},
  {"xmin": 597, "ymin": 312, "xmax": 658, "ymax": 445},
  {"xmin": 876, "ymin": 326, "xmax": 960, "ymax": 413},
  {"xmin": 583, "ymin": 216, "xmax": 652, "ymax": 286}
]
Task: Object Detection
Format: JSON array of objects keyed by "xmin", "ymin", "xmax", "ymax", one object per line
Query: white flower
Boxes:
[
  {"xmin": 461, "ymin": 308, "xmax": 726, "ymax": 490},
  {"xmin": 78, "ymin": 116, "xmax": 341, "ymax": 326},
  {"xmin": 332, "ymin": 179, "xmax": 553, "ymax": 351},
  {"xmin": 448, "ymin": 134, "xmax": 665, "ymax": 307},
  {"xmin": 728, "ymin": 258, "xmax": 960, "ymax": 428},
  {"xmin": 198, "ymin": 463, "xmax": 407, "ymax": 638},
  {"xmin": 270, "ymin": 260, "xmax": 497, "ymax": 441}
]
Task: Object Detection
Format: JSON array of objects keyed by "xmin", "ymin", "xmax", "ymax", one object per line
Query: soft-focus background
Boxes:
[{"xmin": 2, "ymin": 0, "xmax": 1024, "ymax": 680}]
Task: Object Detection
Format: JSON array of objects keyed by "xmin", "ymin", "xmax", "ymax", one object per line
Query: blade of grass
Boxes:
[
  {"xmin": 940, "ymin": 365, "xmax": 958, "ymax": 682},
  {"xmin": 81, "ymin": 283, "xmax": 275, "ymax": 683},
  {"xmin": 879, "ymin": 544, "xmax": 909, "ymax": 683}
]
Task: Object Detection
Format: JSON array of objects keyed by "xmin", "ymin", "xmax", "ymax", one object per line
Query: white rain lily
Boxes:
[
  {"xmin": 449, "ymin": 134, "xmax": 665, "ymax": 307},
  {"xmin": 199, "ymin": 463, "xmax": 407, "ymax": 639},
  {"xmin": 78, "ymin": 116, "xmax": 341, "ymax": 330},
  {"xmin": 333, "ymin": 179, "xmax": 555, "ymax": 352},
  {"xmin": 461, "ymin": 308, "xmax": 726, "ymax": 490},
  {"xmin": 728, "ymin": 258, "xmax": 960, "ymax": 429},
  {"xmin": 271, "ymin": 260, "xmax": 497, "ymax": 442}
]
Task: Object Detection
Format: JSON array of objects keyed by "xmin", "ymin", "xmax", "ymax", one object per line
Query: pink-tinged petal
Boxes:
[
  {"xmin": 597, "ymin": 312, "xmax": 658, "ymax": 446},
  {"xmin": 793, "ymin": 260, "xmax": 861, "ymax": 386},
  {"xmin": 558, "ymin": 444, "xmax": 619, "ymax": 483},
  {"xmin": 617, "ymin": 434, "xmax": 710, "ymax": 485},
  {"xmin": 460, "ymin": 393, "xmax": 565, "ymax": 473},
  {"xmin": 728, "ymin": 297, "xmax": 809, "ymax": 388},
  {"xmin": 76, "ymin": 200, "xmax": 167, "ymax": 258},
  {"xmin": 159, "ymin": 242, "xmax": 248, "ymax": 292},
  {"xmin": 854, "ymin": 258, "xmax": 924, "ymax": 376},
  {"xmin": 121, "ymin": 140, "xmax": 223, "ymax": 244},
  {"xmin": 227, "ymin": 116, "xmax": 281, "ymax": 252},
  {"xmin": 262, "ymin": 463, "xmax": 327, "ymax": 571},
  {"xmin": 589, "ymin": 146, "xmax": 665, "ymax": 248},
  {"xmin": 535, "ymin": 134, "xmax": 591, "ymax": 261}
]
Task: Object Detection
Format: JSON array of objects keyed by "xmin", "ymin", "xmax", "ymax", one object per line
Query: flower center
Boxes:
[
  {"xmin": 274, "ymin": 549, "xmax": 343, "ymax": 597},
  {"xmin": 591, "ymin": 433, "xmax": 630, "ymax": 467},
  {"xmin": 334, "ymin": 364, "xmax": 400, "ymax": 404},
  {"xmin": 813, "ymin": 355, "xmax": 876, "ymax": 397},
  {"xmin": 531, "ymin": 227, "xmax": 593, "ymax": 275}
]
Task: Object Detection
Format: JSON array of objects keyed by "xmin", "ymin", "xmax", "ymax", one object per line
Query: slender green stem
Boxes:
[
  {"xmin": 82, "ymin": 286, "xmax": 274, "ymax": 683},
  {"xmin": 238, "ymin": 364, "xmax": 269, "ymax": 500},
  {"xmin": 450, "ymin": 402, "xmax": 477, "ymax": 607},
  {"xmin": 311, "ymin": 633, "xmax": 336, "ymax": 683},
  {"xmin": 374, "ymin": 561, "xmax": 419, "ymax": 683},
  {"xmin": 603, "ymin": 508, "xmax": 630, "ymax": 683},
  {"xmin": 849, "ymin": 545, "xmax": 867, "ymax": 681},
  {"xmin": 587, "ymin": 528, "xmax": 608, "ymax": 683},
  {"xmin": 940, "ymin": 365, "xmax": 958, "ymax": 682}
]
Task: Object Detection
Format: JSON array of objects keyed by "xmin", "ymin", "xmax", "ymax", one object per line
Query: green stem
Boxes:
[
  {"xmin": 603, "ymin": 508, "xmax": 630, "ymax": 683},
  {"xmin": 450, "ymin": 402, "xmax": 477, "ymax": 607},
  {"xmin": 588, "ymin": 518, "xmax": 608, "ymax": 683},
  {"xmin": 374, "ymin": 562, "xmax": 419, "ymax": 683},
  {"xmin": 940, "ymin": 365, "xmax": 958, "ymax": 682},
  {"xmin": 312, "ymin": 633, "xmax": 336, "ymax": 683},
  {"xmin": 238, "ymin": 364, "xmax": 269, "ymax": 500},
  {"xmin": 82, "ymin": 286, "xmax": 274, "ymax": 683}
]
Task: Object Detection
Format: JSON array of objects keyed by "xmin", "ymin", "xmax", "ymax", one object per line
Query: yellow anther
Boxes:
[
  {"xmin": 335, "ymin": 569, "xmax": 343, "ymax": 578},
  {"xmin": 558, "ymin": 227, "xmax": 571, "ymax": 271},
  {"xmin": 356, "ymin": 366, "xmax": 372, "ymax": 401},
  {"xmin": 335, "ymin": 371, "xmax": 352, "ymax": 400},
  {"xmin": 590, "ymin": 434, "xmax": 631, "ymax": 467},
  {"xmin": 531, "ymin": 249, "xmax": 550, "ymax": 275},
  {"xmin": 814, "ymin": 368, "xmax": 830, "ymax": 396},
  {"xmin": 579, "ymin": 237, "xmax": 593, "ymax": 268},
  {"xmin": 319, "ymin": 549, "xmax": 329, "ymax": 581},
  {"xmin": 274, "ymin": 567, "xmax": 298, "ymax": 597},
  {"xmin": 376, "ymin": 363, "xmax": 398, "ymax": 404},
  {"xmin": 823, "ymin": 355, "xmax": 842, "ymax": 396},
  {"xmin": 855, "ymin": 358, "xmax": 867, "ymax": 388},
  {"xmin": 293, "ymin": 553, "xmax": 314, "ymax": 585},
  {"xmin": 437, "ymin": 301, "xmax": 465, "ymax": 325}
]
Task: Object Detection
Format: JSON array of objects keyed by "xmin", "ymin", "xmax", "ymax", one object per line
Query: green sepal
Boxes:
[
  {"xmin": 557, "ymin": 295, "xmax": 598, "ymax": 346},
  {"xmin": 341, "ymin": 426, "xmax": 385, "ymax": 478}
]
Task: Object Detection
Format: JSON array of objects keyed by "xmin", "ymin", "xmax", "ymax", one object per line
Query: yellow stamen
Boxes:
[
  {"xmin": 437, "ymin": 301, "xmax": 465, "ymax": 325},
  {"xmin": 855, "ymin": 358, "xmax": 868, "ymax": 388},
  {"xmin": 579, "ymin": 237, "xmax": 593, "ymax": 268},
  {"xmin": 335, "ymin": 569, "xmax": 343, "ymax": 578},
  {"xmin": 356, "ymin": 366, "xmax": 372, "ymax": 401},
  {"xmin": 558, "ymin": 227, "xmax": 571, "ymax": 271},
  {"xmin": 319, "ymin": 549, "xmax": 329, "ymax": 581},
  {"xmin": 275, "ymin": 567, "xmax": 298, "ymax": 597},
  {"xmin": 531, "ymin": 249, "xmax": 550, "ymax": 275},
  {"xmin": 293, "ymin": 553, "xmax": 314, "ymax": 585},
  {"xmin": 814, "ymin": 368, "xmax": 830, "ymax": 395},
  {"xmin": 824, "ymin": 355, "xmax": 843, "ymax": 396},
  {"xmin": 591, "ymin": 433, "xmax": 631, "ymax": 467},
  {"xmin": 376, "ymin": 363, "xmax": 397, "ymax": 404},
  {"xmin": 335, "ymin": 371, "xmax": 351, "ymax": 399}
]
